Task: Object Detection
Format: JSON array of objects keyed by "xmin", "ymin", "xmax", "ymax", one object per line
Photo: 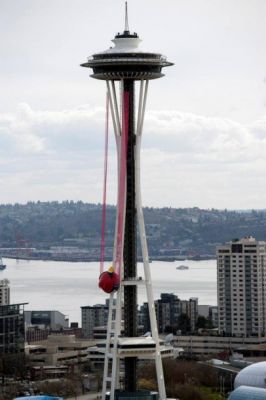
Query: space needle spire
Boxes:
[
  {"xmin": 124, "ymin": 2, "xmax": 129, "ymax": 32},
  {"xmin": 81, "ymin": 5, "xmax": 173, "ymax": 400}
]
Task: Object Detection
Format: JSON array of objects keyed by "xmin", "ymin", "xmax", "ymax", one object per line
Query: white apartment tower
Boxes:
[
  {"xmin": 0, "ymin": 279, "xmax": 10, "ymax": 305},
  {"xmin": 217, "ymin": 237, "xmax": 266, "ymax": 337}
]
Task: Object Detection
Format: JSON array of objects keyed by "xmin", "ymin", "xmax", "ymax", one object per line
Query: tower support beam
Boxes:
[{"xmin": 123, "ymin": 79, "xmax": 137, "ymax": 391}]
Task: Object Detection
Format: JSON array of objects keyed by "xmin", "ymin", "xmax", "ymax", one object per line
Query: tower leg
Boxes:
[
  {"xmin": 104, "ymin": 79, "xmax": 167, "ymax": 400},
  {"xmin": 135, "ymin": 81, "xmax": 167, "ymax": 400},
  {"xmin": 105, "ymin": 81, "xmax": 124, "ymax": 400}
]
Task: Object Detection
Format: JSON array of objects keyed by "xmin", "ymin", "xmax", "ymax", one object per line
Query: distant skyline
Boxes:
[{"xmin": 1, "ymin": 0, "xmax": 266, "ymax": 209}]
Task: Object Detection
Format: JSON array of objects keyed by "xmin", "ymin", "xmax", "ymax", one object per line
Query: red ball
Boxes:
[
  {"xmin": 112, "ymin": 272, "xmax": 120, "ymax": 290},
  {"xmin": 99, "ymin": 271, "xmax": 120, "ymax": 293}
]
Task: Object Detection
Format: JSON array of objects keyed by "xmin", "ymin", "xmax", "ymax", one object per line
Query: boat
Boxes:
[
  {"xmin": 0, "ymin": 257, "xmax": 6, "ymax": 270},
  {"xmin": 176, "ymin": 265, "xmax": 189, "ymax": 270}
]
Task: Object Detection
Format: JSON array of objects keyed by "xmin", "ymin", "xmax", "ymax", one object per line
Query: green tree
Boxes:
[
  {"xmin": 196, "ymin": 316, "xmax": 214, "ymax": 330},
  {"xmin": 177, "ymin": 313, "xmax": 191, "ymax": 334}
]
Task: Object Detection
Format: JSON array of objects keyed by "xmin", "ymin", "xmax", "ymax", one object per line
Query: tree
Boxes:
[
  {"xmin": 138, "ymin": 378, "xmax": 157, "ymax": 391},
  {"xmin": 0, "ymin": 353, "xmax": 28, "ymax": 382},
  {"xmin": 177, "ymin": 313, "xmax": 191, "ymax": 334},
  {"xmin": 196, "ymin": 316, "xmax": 214, "ymax": 330},
  {"xmin": 164, "ymin": 325, "xmax": 178, "ymax": 334}
]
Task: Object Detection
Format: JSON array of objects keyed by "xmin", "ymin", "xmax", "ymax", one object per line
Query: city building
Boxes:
[
  {"xmin": 217, "ymin": 237, "xmax": 266, "ymax": 337},
  {"xmin": 174, "ymin": 335, "xmax": 266, "ymax": 357},
  {"xmin": 0, "ymin": 279, "xmax": 10, "ymax": 305},
  {"xmin": 26, "ymin": 325, "xmax": 83, "ymax": 343},
  {"xmin": 209, "ymin": 306, "xmax": 219, "ymax": 328},
  {"xmin": 26, "ymin": 334, "xmax": 95, "ymax": 366},
  {"xmin": 140, "ymin": 293, "xmax": 198, "ymax": 334},
  {"xmin": 81, "ymin": 301, "xmax": 108, "ymax": 338},
  {"xmin": 182, "ymin": 297, "xmax": 198, "ymax": 332},
  {"xmin": 158, "ymin": 293, "xmax": 182, "ymax": 333},
  {"xmin": 0, "ymin": 303, "xmax": 27, "ymax": 353},
  {"xmin": 24, "ymin": 310, "xmax": 69, "ymax": 330},
  {"xmin": 198, "ymin": 304, "xmax": 210, "ymax": 318}
]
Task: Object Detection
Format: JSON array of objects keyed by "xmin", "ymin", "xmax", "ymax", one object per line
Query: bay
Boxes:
[{"xmin": 1, "ymin": 258, "xmax": 217, "ymax": 325}]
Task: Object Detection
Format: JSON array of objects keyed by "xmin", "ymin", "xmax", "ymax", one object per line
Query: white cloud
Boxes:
[
  {"xmin": 144, "ymin": 110, "xmax": 266, "ymax": 163},
  {"xmin": 0, "ymin": 103, "xmax": 266, "ymax": 208}
]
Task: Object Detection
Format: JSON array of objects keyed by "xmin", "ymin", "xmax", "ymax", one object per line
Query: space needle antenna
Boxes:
[{"xmin": 125, "ymin": 1, "xmax": 129, "ymax": 31}]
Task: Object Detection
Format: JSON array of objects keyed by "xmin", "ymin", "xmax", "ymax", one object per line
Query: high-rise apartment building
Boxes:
[
  {"xmin": 181, "ymin": 297, "xmax": 198, "ymax": 332},
  {"xmin": 217, "ymin": 237, "xmax": 266, "ymax": 337},
  {"xmin": 0, "ymin": 279, "xmax": 10, "ymax": 305},
  {"xmin": 81, "ymin": 301, "xmax": 109, "ymax": 338}
]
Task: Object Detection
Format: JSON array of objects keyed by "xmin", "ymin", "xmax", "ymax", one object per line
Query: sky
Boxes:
[{"xmin": 0, "ymin": 0, "xmax": 266, "ymax": 209}]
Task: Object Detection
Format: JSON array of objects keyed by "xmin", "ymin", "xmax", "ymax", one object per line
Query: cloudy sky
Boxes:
[{"xmin": 1, "ymin": 0, "xmax": 266, "ymax": 209}]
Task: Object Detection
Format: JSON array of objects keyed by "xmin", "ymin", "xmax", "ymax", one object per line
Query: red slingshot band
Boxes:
[{"xmin": 99, "ymin": 90, "xmax": 129, "ymax": 294}]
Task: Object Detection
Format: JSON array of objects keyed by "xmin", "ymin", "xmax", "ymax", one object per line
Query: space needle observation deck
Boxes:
[{"xmin": 81, "ymin": 24, "xmax": 173, "ymax": 81}]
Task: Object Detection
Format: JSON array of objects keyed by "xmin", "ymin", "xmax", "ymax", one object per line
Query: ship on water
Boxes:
[
  {"xmin": 0, "ymin": 257, "xmax": 6, "ymax": 270},
  {"xmin": 176, "ymin": 265, "xmax": 189, "ymax": 270}
]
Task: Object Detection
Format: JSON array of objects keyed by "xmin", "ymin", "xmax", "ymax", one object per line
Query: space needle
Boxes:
[{"xmin": 81, "ymin": 3, "xmax": 173, "ymax": 400}]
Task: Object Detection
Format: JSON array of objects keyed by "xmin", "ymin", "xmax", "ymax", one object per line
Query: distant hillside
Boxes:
[{"xmin": 0, "ymin": 201, "xmax": 266, "ymax": 259}]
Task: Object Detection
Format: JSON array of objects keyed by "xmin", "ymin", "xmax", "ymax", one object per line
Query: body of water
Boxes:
[{"xmin": 1, "ymin": 258, "xmax": 217, "ymax": 324}]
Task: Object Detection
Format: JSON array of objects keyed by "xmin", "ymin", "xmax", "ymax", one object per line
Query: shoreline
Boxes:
[{"xmin": 2, "ymin": 254, "xmax": 216, "ymax": 263}]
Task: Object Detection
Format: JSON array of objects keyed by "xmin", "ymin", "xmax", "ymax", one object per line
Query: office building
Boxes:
[
  {"xmin": 24, "ymin": 310, "xmax": 69, "ymax": 330},
  {"xmin": 217, "ymin": 236, "xmax": 266, "ymax": 337},
  {"xmin": 0, "ymin": 303, "xmax": 26, "ymax": 353},
  {"xmin": 181, "ymin": 297, "xmax": 198, "ymax": 332},
  {"xmin": 0, "ymin": 279, "xmax": 10, "ymax": 305},
  {"xmin": 140, "ymin": 293, "xmax": 198, "ymax": 334}
]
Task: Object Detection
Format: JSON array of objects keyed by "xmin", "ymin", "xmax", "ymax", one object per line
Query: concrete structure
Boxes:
[
  {"xmin": 93, "ymin": 325, "xmax": 110, "ymax": 340},
  {"xmin": 24, "ymin": 310, "xmax": 69, "ymax": 330},
  {"xmin": 26, "ymin": 334, "xmax": 95, "ymax": 366},
  {"xmin": 26, "ymin": 326, "xmax": 83, "ymax": 343},
  {"xmin": 0, "ymin": 303, "xmax": 26, "ymax": 353},
  {"xmin": 29, "ymin": 365, "xmax": 70, "ymax": 380},
  {"xmin": 237, "ymin": 342, "xmax": 266, "ymax": 360},
  {"xmin": 217, "ymin": 237, "xmax": 266, "ymax": 337},
  {"xmin": 0, "ymin": 279, "xmax": 10, "ymax": 305},
  {"xmin": 81, "ymin": 302, "xmax": 109, "ymax": 338},
  {"xmin": 174, "ymin": 335, "xmax": 266, "ymax": 357}
]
